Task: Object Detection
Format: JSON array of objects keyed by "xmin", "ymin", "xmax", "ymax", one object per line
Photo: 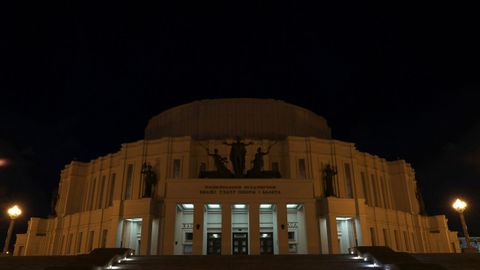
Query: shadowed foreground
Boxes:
[{"xmin": 0, "ymin": 248, "xmax": 479, "ymax": 270}]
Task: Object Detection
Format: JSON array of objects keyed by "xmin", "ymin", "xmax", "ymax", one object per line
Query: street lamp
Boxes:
[
  {"xmin": 452, "ymin": 198, "xmax": 476, "ymax": 253},
  {"xmin": 2, "ymin": 205, "xmax": 22, "ymax": 255}
]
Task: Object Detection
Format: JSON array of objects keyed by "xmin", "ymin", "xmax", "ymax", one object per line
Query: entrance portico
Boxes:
[{"xmin": 162, "ymin": 179, "xmax": 320, "ymax": 255}]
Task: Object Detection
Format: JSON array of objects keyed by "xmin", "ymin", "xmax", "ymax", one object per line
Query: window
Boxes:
[
  {"xmin": 97, "ymin": 176, "xmax": 106, "ymax": 209},
  {"xmin": 76, "ymin": 232, "xmax": 83, "ymax": 254},
  {"xmin": 377, "ymin": 177, "xmax": 385, "ymax": 208},
  {"xmin": 383, "ymin": 229, "xmax": 389, "ymax": 247},
  {"xmin": 288, "ymin": 231, "xmax": 296, "ymax": 242},
  {"xmin": 394, "ymin": 230, "xmax": 400, "ymax": 250},
  {"xmin": 87, "ymin": 178, "xmax": 96, "ymax": 210},
  {"xmin": 173, "ymin": 159, "xmax": 181, "ymax": 178},
  {"xmin": 371, "ymin": 175, "xmax": 380, "ymax": 207},
  {"xmin": 381, "ymin": 176, "xmax": 389, "ymax": 208},
  {"xmin": 67, "ymin": 233, "xmax": 73, "ymax": 255},
  {"xmin": 107, "ymin": 173, "xmax": 116, "ymax": 207},
  {"xmin": 298, "ymin": 159, "xmax": 306, "ymax": 179},
  {"xmin": 411, "ymin": 232, "xmax": 417, "ymax": 252},
  {"xmin": 403, "ymin": 231, "xmax": 410, "ymax": 251},
  {"xmin": 59, "ymin": 235, "xmax": 65, "ymax": 255},
  {"xmin": 361, "ymin": 172, "xmax": 369, "ymax": 205},
  {"xmin": 125, "ymin": 164, "xmax": 134, "ymax": 200},
  {"xmin": 183, "ymin": 244, "xmax": 192, "ymax": 254},
  {"xmin": 344, "ymin": 163, "xmax": 353, "ymax": 198},
  {"xmin": 184, "ymin": 232, "xmax": 193, "ymax": 242},
  {"xmin": 87, "ymin": 231, "xmax": 94, "ymax": 252},
  {"xmin": 101, "ymin": 229, "xmax": 108, "ymax": 248},
  {"xmin": 370, "ymin": 227, "xmax": 376, "ymax": 246}
]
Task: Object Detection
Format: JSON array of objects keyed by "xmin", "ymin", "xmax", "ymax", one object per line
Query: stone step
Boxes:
[{"xmin": 112, "ymin": 255, "xmax": 370, "ymax": 270}]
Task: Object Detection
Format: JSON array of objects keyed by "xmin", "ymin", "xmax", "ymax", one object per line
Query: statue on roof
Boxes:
[
  {"xmin": 323, "ymin": 164, "xmax": 337, "ymax": 197},
  {"xmin": 200, "ymin": 148, "xmax": 234, "ymax": 178},
  {"xmin": 247, "ymin": 142, "xmax": 281, "ymax": 178},
  {"xmin": 141, "ymin": 162, "xmax": 157, "ymax": 198},
  {"xmin": 223, "ymin": 136, "xmax": 253, "ymax": 177}
]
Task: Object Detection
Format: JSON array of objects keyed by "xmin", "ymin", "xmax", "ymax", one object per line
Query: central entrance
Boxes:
[
  {"xmin": 231, "ymin": 204, "xmax": 249, "ymax": 255},
  {"xmin": 260, "ymin": 232, "xmax": 274, "ymax": 254},
  {"xmin": 233, "ymin": 233, "xmax": 248, "ymax": 255},
  {"xmin": 207, "ymin": 233, "xmax": 222, "ymax": 255}
]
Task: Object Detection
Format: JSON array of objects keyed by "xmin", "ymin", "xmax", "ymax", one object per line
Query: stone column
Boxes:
[
  {"xmin": 162, "ymin": 201, "xmax": 177, "ymax": 255},
  {"xmin": 192, "ymin": 202, "xmax": 204, "ymax": 255},
  {"xmin": 326, "ymin": 214, "xmax": 339, "ymax": 254},
  {"xmin": 107, "ymin": 200, "xmax": 122, "ymax": 248},
  {"xmin": 357, "ymin": 214, "xmax": 369, "ymax": 246},
  {"xmin": 249, "ymin": 203, "xmax": 260, "ymax": 255},
  {"xmin": 304, "ymin": 201, "xmax": 320, "ymax": 254},
  {"xmin": 276, "ymin": 203, "xmax": 289, "ymax": 254},
  {"xmin": 221, "ymin": 203, "xmax": 232, "ymax": 255},
  {"xmin": 140, "ymin": 215, "xmax": 152, "ymax": 255}
]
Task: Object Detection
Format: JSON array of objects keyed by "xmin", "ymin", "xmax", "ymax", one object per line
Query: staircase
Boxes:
[
  {"xmin": 113, "ymin": 255, "xmax": 371, "ymax": 270},
  {"xmin": 1, "ymin": 249, "xmax": 478, "ymax": 270}
]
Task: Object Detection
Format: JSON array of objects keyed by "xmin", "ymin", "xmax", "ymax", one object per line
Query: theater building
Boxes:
[{"xmin": 14, "ymin": 99, "xmax": 460, "ymax": 256}]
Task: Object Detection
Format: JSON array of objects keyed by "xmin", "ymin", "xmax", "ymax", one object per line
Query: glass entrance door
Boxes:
[
  {"xmin": 260, "ymin": 233, "xmax": 274, "ymax": 255},
  {"xmin": 207, "ymin": 233, "xmax": 221, "ymax": 255},
  {"xmin": 232, "ymin": 233, "xmax": 248, "ymax": 255}
]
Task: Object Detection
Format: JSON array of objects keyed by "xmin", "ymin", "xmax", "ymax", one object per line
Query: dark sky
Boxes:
[{"xmin": 1, "ymin": 2, "xmax": 479, "ymax": 249}]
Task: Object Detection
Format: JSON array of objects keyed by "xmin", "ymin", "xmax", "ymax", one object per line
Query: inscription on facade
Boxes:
[
  {"xmin": 182, "ymin": 223, "xmax": 193, "ymax": 229},
  {"xmin": 199, "ymin": 185, "xmax": 281, "ymax": 195}
]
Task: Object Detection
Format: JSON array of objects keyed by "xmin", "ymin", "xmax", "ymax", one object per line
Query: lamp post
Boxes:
[
  {"xmin": 452, "ymin": 198, "xmax": 477, "ymax": 253},
  {"xmin": 2, "ymin": 205, "xmax": 22, "ymax": 255}
]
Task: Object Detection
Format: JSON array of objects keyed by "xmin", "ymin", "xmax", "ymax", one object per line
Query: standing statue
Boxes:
[
  {"xmin": 223, "ymin": 136, "xmax": 253, "ymax": 177},
  {"xmin": 323, "ymin": 164, "xmax": 337, "ymax": 197},
  {"xmin": 205, "ymin": 148, "xmax": 233, "ymax": 178},
  {"xmin": 251, "ymin": 142, "xmax": 277, "ymax": 172},
  {"xmin": 141, "ymin": 162, "xmax": 157, "ymax": 198},
  {"xmin": 246, "ymin": 142, "xmax": 281, "ymax": 178}
]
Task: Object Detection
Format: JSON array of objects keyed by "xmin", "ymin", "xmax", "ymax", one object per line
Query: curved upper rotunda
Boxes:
[{"xmin": 144, "ymin": 98, "xmax": 331, "ymax": 140}]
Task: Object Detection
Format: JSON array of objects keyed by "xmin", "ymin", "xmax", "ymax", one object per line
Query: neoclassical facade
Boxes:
[{"xmin": 14, "ymin": 99, "xmax": 459, "ymax": 256}]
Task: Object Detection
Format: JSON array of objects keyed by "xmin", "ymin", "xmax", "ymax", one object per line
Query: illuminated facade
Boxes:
[{"xmin": 14, "ymin": 99, "xmax": 460, "ymax": 256}]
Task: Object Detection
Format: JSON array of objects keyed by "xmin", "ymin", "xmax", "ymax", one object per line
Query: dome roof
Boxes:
[{"xmin": 145, "ymin": 98, "xmax": 331, "ymax": 140}]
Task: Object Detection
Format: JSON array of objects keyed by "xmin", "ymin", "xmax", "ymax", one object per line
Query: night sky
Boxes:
[{"xmin": 1, "ymin": 2, "xmax": 479, "ymax": 249}]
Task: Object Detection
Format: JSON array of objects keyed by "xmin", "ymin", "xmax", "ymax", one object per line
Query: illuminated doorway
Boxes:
[
  {"xmin": 204, "ymin": 204, "xmax": 222, "ymax": 255},
  {"xmin": 336, "ymin": 217, "xmax": 355, "ymax": 254},
  {"xmin": 232, "ymin": 204, "xmax": 249, "ymax": 255},
  {"xmin": 121, "ymin": 218, "xmax": 142, "ymax": 255}
]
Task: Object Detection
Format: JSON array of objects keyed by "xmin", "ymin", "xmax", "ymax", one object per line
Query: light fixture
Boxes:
[
  {"xmin": 261, "ymin": 233, "xmax": 270, "ymax": 238},
  {"xmin": 336, "ymin": 217, "xmax": 352, "ymax": 221},
  {"xmin": 452, "ymin": 198, "xmax": 474, "ymax": 249},
  {"xmin": 452, "ymin": 198, "xmax": 467, "ymax": 213},
  {"xmin": 3, "ymin": 205, "xmax": 22, "ymax": 254},
  {"xmin": 260, "ymin": 204, "xmax": 272, "ymax": 209},
  {"xmin": 286, "ymin": 204, "xmax": 298, "ymax": 209},
  {"xmin": 7, "ymin": 205, "xmax": 22, "ymax": 219},
  {"xmin": 207, "ymin": 204, "xmax": 220, "ymax": 209},
  {"xmin": 182, "ymin": 204, "xmax": 194, "ymax": 209},
  {"xmin": 125, "ymin": 218, "xmax": 142, "ymax": 222},
  {"xmin": 234, "ymin": 204, "xmax": 246, "ymax": 209}
]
